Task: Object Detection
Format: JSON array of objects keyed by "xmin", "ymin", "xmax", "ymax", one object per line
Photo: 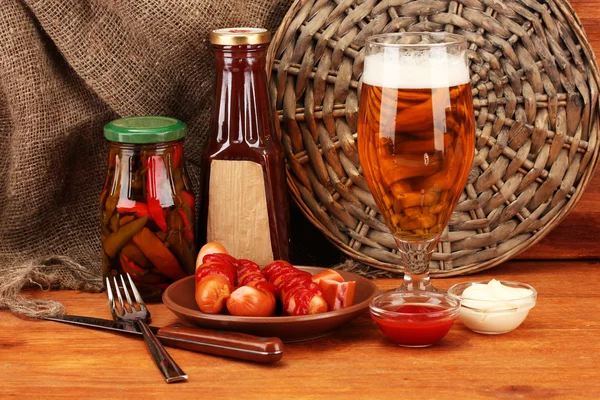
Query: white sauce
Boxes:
[{"xmin": 458, "ymin": 279, "xmax": 536, "ymax": 334}]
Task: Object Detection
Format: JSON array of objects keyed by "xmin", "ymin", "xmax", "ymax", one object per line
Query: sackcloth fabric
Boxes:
[{"xmin": 0, "ymin": 0, "xmax": 295, "ymax": 317}]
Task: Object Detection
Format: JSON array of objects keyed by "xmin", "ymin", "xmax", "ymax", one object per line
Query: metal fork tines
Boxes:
[{"xmin": 106, "ymin": 274, "xmax": 188, "ymax": 383}]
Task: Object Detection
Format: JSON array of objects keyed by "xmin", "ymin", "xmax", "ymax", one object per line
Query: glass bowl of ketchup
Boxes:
[{"xmin": 369, "ymin": 290, "xmax": 460, "ymax": 347}]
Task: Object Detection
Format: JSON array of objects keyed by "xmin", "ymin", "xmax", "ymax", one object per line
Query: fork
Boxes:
[{"xmin": 106, "ymin": 274, "xmax": 188, "ymax": 383}]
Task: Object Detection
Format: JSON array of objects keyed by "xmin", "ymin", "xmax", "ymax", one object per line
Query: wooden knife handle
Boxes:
[{"xmin": 155, "ymin": 323, "xmax": 284, "ymax": 363}]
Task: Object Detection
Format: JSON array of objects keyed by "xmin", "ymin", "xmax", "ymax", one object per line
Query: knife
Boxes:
[{"xmin": 44, "ymin": 315, "xmax": 283, "ymax": 363}]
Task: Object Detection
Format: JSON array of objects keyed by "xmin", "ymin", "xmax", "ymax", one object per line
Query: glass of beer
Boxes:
[{"xmin": 358, "ymin": 33, "xmax": 475, "ymax": 292}]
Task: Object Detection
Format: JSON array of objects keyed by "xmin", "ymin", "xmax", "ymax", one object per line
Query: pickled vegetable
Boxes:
[{"xmin": 100, "ymin": 140, "xmax": 196, "ymax": 301}]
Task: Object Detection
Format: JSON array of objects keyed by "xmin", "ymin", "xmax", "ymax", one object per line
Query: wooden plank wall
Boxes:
[{"xmin": 517, "ymin": 0, "xmax": 600, "ymax": 260}]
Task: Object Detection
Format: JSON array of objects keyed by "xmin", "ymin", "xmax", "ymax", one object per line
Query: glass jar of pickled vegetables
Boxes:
[{"xmin": 100, "ymin": 116, "xmax": 196, "ymax": 301}]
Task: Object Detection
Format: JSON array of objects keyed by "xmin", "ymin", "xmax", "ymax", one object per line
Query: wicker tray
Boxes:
[{"xmin": 266, "ymin": 0, "xmax": 600, "ymax": 276}]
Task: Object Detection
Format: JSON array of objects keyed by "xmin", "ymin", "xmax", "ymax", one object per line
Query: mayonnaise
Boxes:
[{"xmin": 457, "ymin": 280, "xmax": 536, "ymax": 334}]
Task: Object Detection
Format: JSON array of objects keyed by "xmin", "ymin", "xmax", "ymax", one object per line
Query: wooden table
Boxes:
[
  {"xmin": 1, "ymin": 260, "xmax": 598, "ymax": 399},
  {"xmin": 1, "ymin": 1, "xmax": 599, "ymax": 399}
]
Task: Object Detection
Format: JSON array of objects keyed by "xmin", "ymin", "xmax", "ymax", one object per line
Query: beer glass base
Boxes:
[
  {"xmin": 395, "ymin": 274, "xmax": 442, "ymax": 293},
  {"xmin": 395, "ymin": 237, "xmax": 440, "ymax": 293}
]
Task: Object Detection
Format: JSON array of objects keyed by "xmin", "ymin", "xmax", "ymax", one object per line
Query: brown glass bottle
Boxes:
[{"xmin": 199, "ymin": 28, "xmax": 290, "ymax": 264}]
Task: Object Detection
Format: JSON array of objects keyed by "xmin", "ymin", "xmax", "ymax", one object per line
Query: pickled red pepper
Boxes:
[
  {"xmin": 119, "ymin": 215, "xmax": 135, "ymax": 227},
  {"xmin": 132, "ymin": 227, "xmax": 186, "ymax": 281},
  {"xmin": 180, "ymin": 190, "xmax": 195, "ymax": 212},
  {"xmin": 120, "ymin": 242, "xmax": 150, "ymax": 267},
  {"xmin": 146, "ymin": 155, "xmax": 168, "ymax": 232},
  {"xmin": 177, "ymin": 210, "xmax": 194, "ymax": 242},
  {"xmin": 120, "ymin": 253, "xmax": 146, "ymax": 276},
  {"xmin": 116, "ymin": 199, "xmax": 151, "ymax": 219},
  {"xmin": 172, "ymin": 143, "xmax": 182, "ymax": 168}
]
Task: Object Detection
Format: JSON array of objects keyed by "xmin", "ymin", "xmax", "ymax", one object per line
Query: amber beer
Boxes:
[{"xmin": 358, "ymin": 52, "xmax": 475, "ymax": 241}]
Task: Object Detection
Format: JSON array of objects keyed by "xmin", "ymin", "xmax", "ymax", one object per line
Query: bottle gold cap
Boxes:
[{"xmin": 210, "ymin": 27, "xmax": 271, "ymax": 46}]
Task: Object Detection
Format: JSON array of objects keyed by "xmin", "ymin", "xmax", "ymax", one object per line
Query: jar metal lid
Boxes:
[
  {"xmin": 104, "ymin": 116, "xmax": 186, "ymax": 144},
  {"xmin": 210, "ymin": 27, "xmax": 270, "ymax": 46}
]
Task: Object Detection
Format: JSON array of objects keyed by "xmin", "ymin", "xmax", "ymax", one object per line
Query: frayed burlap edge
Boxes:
[
  {"xmin": 0, "ymin": 256, "xmax": 391, "ymax": 318},
  {"xmin": 0, "ymin": 256, "xmax": 103, "ymax": 318}
]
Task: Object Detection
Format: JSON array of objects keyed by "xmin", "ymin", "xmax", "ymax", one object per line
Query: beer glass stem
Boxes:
[{"xmin": 395, "ymin": 238, "xmax": 438, "ymax": 292}]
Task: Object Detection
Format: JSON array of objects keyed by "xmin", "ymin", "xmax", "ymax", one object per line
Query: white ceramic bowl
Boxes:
[{"xmin": 447, "ymin": 280, "xmax": 537, "ymax": 334}]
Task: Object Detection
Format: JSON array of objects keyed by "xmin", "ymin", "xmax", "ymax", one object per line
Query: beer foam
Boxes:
[{"xmin": 363, "ymin": 51, "xmax": 470, "ymax": 89}]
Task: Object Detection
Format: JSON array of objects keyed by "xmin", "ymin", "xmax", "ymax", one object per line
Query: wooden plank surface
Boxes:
[{"xmin": 0, "ymin": 260, "xmax": 598, "ymax": 399}]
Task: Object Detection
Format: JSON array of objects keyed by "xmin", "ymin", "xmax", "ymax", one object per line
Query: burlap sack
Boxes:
[{"xmin": 0, "ymin": 0, "xmax": 294, "ymax": 316}]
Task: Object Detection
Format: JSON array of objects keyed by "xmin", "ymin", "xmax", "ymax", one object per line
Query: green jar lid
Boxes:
[{"xmin": 104, "ymin": 116, "xmax": 187, "ymax": 144}]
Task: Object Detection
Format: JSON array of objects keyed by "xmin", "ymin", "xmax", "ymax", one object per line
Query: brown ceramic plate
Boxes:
[{"xmin": 162, "ymin": 267, "xmax": 379, "ymax": 343}]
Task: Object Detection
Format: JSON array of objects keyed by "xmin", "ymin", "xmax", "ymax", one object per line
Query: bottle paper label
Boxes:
[{"xmin": 207, "ymin": 160, "xmax": 274, "ymax": 265}]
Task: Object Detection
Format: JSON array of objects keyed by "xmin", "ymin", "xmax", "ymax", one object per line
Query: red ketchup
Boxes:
[{"xmin": 371, "ymin": 304, "xmax": 457, "ymax": 347}]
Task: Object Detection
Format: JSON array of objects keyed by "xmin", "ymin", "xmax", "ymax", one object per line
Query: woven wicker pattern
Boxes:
[{"xmin": 267, "ymin": 0, "xmax": 600, "ymax": 276}]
